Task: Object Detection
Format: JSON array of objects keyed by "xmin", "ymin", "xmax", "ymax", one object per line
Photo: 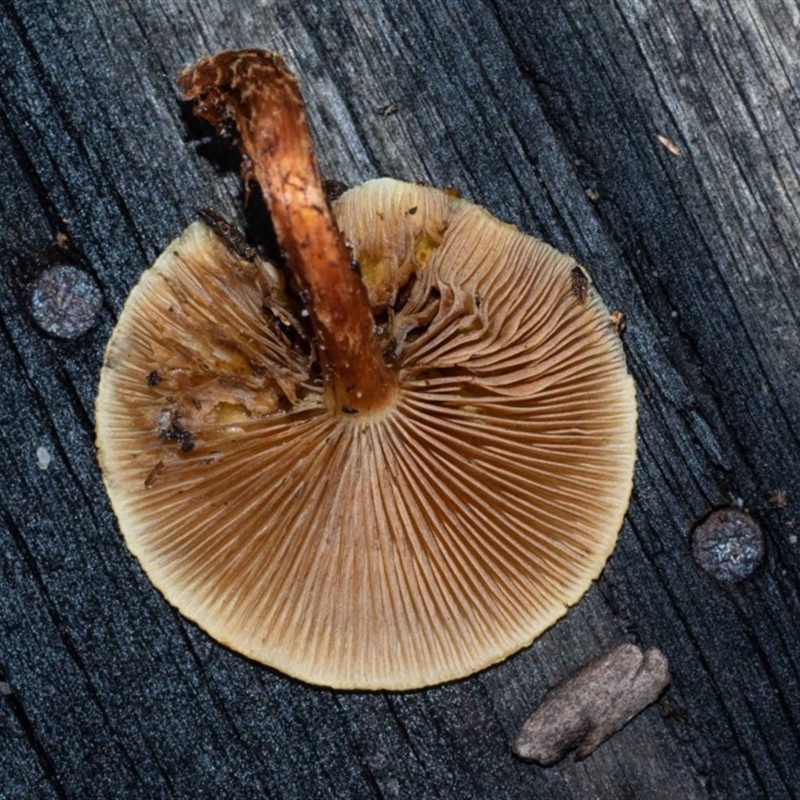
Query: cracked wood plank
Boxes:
[{"xmin": 1, "ymin": 1, "xmax": 798, "ymax": 798}]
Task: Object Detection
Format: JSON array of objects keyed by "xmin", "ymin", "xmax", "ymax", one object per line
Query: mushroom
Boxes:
[{"xmin": 96, "ymin": 50, "xmax": 636, "ymax": 690}]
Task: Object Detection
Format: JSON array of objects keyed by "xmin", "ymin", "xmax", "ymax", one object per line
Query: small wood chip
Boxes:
[
  {"xmin": 769, "ymin": 490, "xmax": 787, "ymax": 508},
  {"xmin": 657, "ymin": 134, "xmax": 681, "ymax": 156},
  {"xmin": 512, "ymin": 643, "xmax": 671, "ymax": 766}
]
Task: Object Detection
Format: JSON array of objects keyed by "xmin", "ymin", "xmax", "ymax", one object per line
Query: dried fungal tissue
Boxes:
[{"xmin": 96, "ymin": 50, "xmax": 637, "ymax": 690}]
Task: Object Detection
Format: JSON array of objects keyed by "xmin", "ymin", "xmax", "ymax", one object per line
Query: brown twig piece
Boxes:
[
  {"xmin": 179, "ymin": 50, "xmax": 396, "ymax": 416},
  {"xmin": 512, "ymin": 643, "xmax": 671, "ymax": 766}
]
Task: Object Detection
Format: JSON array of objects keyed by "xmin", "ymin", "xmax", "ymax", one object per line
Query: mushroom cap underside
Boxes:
[{"xmin": 96, "ymin": 178, "xmax": 637, "ymax": 689}]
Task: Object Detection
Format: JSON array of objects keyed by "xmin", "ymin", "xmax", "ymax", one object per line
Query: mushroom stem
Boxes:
[{"xmin": 178, "ymin": 50, "xmax": 397, "ymax": 415}]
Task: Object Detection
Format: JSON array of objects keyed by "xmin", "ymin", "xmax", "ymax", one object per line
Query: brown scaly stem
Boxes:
[{"xmin": 179, "ymin": 50, "xmax": 397, "ymax": 416}]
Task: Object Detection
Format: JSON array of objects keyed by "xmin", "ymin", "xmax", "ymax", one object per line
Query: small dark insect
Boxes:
[
  {"xmin": 147, "ymin": 370, "xmax": 162, "ymax": 387},
  {"xmin": 407, "ymin": 206, "xmax": 418, "ymax": 215},
  {"xmin": 198, "ymin": 207, "xmax": 257, "ymax": 261},
  {"xmin": 341, "ymin": 406, "xmax": 359, "ymax": 415},
  {"xmin": 570, "ymin": 267, "xmax": 588, "ymax": 303}
]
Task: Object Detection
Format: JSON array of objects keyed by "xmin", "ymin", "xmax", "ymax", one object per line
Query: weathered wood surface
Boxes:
[{"xmin": 1, "ymin": 1, "xmax": 799, "ymax": 797}]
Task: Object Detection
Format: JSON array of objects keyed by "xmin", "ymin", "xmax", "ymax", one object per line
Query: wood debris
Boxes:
[
  {"xmin": 769, "ymin": 490, "xmax": 787, "ymax": 508},
  {"xmin": 513, "ymin": 643, "xmax": 670, "ymax": 766},
  {"xmin": 657, "ymin": 134, "xmax": 681, "ymax": 156}
]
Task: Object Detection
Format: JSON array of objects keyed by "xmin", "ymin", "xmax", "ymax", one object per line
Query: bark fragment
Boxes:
[{"xmin": 513, "ymin": 643, "xmax": 670, "ymax": 766}]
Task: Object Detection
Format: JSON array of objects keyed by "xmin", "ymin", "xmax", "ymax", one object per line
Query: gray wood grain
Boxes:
[{"xmin": 1, "ymin": 0, "xmax": 798, "ymax": 797}]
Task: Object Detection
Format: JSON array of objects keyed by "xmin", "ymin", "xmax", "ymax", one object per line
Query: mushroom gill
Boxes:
[{"xmin": 96, "ymin": 51, "xmax": 636, "ymax": 690}]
